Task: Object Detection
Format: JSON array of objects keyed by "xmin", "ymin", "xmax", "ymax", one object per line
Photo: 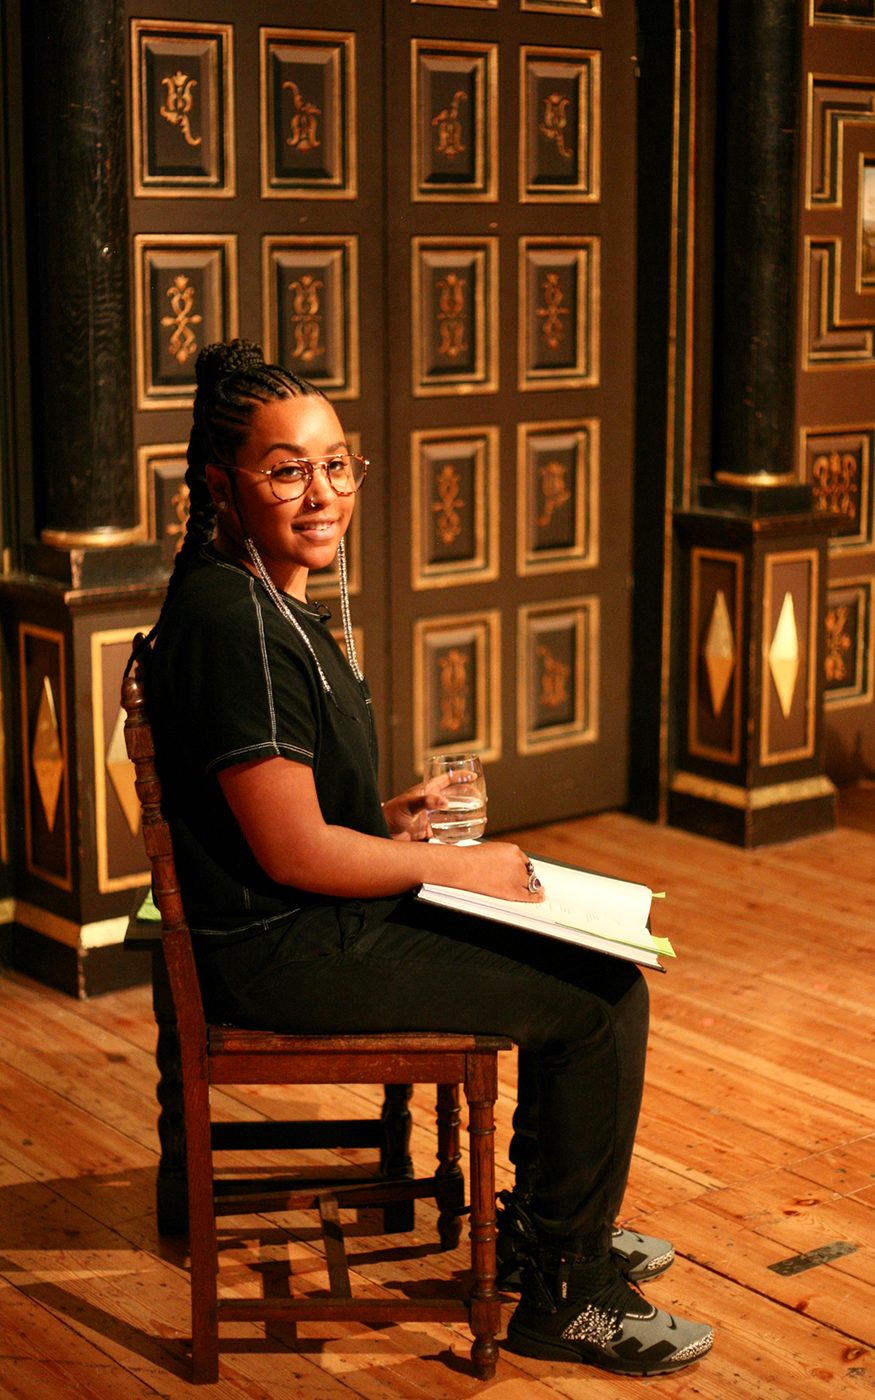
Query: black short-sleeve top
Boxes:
[{"xmin": 148, "ymin": 547, "xmax": 390, "ymax": 936}]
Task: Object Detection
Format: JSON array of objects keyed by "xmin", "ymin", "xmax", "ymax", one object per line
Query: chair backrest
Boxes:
[{"xmin": 122, "ymin": 635, "xmax": 208, "ymax": 1046}]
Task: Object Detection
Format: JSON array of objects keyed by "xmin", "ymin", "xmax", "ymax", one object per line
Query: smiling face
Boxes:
[{"xmin": 206, "ymin": 393, "xmax": 356, "ymax": 600}]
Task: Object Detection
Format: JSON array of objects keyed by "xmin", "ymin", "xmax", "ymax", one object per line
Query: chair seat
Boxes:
[{"xmin": 209, "ymin": 1026, "xmax": 512, "ymax": 1054}]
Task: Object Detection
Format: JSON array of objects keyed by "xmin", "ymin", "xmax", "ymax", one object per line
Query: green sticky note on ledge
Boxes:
[{"xmin": 137, "ymin": 890, "xmax": 162, "ymax": 923}]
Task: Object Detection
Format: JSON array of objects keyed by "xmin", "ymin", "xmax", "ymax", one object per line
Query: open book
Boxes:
[{"xmin": 416, "ymin": 853, "xmax": 674, "ymax": 971}]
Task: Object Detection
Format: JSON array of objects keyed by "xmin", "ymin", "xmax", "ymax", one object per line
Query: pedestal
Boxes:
[{"xmin": 670, "ymin": 507, "xmax": 836, "ymax": 846}]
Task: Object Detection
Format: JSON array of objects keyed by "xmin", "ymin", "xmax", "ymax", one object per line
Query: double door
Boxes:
[{"xmin": 128, "ymin": 0, "xmax": 637, "ymax": 827}]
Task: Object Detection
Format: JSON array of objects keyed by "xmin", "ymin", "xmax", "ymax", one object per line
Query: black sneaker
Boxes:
[
  {"xmin": 505, "ymin": 1249, "xmax": 713, "ymax": 1376},
  {"xmin": 496, "ymin": 1190, "xmax": 674, "ymax": 1288}
]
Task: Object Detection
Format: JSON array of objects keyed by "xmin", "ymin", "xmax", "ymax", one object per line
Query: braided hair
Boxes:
[
  {"xmin": 171, "ymin": 339, "xmax": 323, "ymax": 614},
  {"xmin": 127, "ymin": 339, "xmax": 366, "ymax": 701},
  {"xmin": 135, "ymin": 339, "xmax": 324, "ymax": 658}
]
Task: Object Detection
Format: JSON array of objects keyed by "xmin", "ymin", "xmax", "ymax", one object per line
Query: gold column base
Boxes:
[{"xmin": 669, "ymin": 770, "xmax": 836, "ymax": 847}]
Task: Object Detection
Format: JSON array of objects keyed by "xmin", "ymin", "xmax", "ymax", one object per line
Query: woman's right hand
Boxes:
[{"xmin": 449, "ymin": 841, "xmax": 545, "ymax": 904}]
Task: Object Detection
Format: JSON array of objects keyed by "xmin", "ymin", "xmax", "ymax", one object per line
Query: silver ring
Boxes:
[{"xmin": 525, "ymin": 859, "xmax": 541, "ymax": 893}]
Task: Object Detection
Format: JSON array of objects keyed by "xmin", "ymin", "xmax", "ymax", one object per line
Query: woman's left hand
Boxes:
[{"xmin": 382, "ymin": 771, "xmax": 475, "ymax": 841}]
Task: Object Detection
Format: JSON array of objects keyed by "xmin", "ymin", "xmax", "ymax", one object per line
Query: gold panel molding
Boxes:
[
  {"xmin": 412, "ymin": 237, "xmax": 498, "ymax": 396},
  {"xmin": 671, "ymin": 770, "xmax": 836, "ymax": 810},
  {"xmin": 134, "ymin": 234, "xmax": 238, "ymax": 409},
  {"xmin": 802, "ymin": 424, "xmax": 874, "ymax": 550},
  {"xmin": 760, "ymin": 551, "xmax": 819, "ymax": 766},
  {"xmin": 522, "ymin": 0, "xmax": 602, "ymax": 12},
  {"xmin": 519, "ymin": 46, "xmax": 601, "ymax": 203},
  {"xmin": 19, "ymin": 623, "xmax": 71, "ymax": 892},
  {"xmin": 516, "ymin": 418, "xmax": 599, "ymax": 575},
  {"xmin": 92, "ymin": 629, "xmax": 153, "ymax": 894},
  {"xmin": 518, "ymin": 237, "xmax": 600, "ymax": 391},
  {"xmin": 259, "ymin": 28, "xmax": 357, "ymax": 200},
  {"xmin": 138, "ymin": 443, "xmax": 188, "ymax": 566},
  {"xmin": 824, "ymin": 576, "xmax": 875, "ymax": 708},
  {"xmin": 517, "ymin": 597, "xmax": 598, "ymax": 755},
  {"xmin": 807, "ymin": 77, "xmax": 875, "ymax": 209},
  {"xmin": 688, "ymin": 549, "xmax": 744, "ymax": 765},
  {"xmin": 811, "ymin": 1, "xmax": 875, "ymax": 23},
  {"xmin": 802, "ymin": 238, "xmax": 874, "ymax": 368},
  {"xmin": 411, "ymin": 40, "xmax": 497, "ymax": 202},
  {"xmin": 410, "ymin": 426, "xmax": 500, "ymax": 590},
  {"xmin": 262, "ymin": 235, "xmax": 360, "ymax": 400},
  {"xmin": 412, "ymin": 610, "xmax": 502, "ymax": 773},
  {"xmin": 130, "ymin": 19, "xmax": 235, "ymax": 197}
]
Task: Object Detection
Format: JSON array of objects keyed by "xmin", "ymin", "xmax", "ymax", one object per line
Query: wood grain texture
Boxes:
[{"xmin": 0, "ymin": 801, "xmax": 873, "ymax": 1395}]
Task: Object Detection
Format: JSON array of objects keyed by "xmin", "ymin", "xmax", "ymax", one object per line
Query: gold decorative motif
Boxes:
[
  {"xmin": 537, "ymin": 459, "xmax": 572, "ymax": 528},
  {"xmin": 812, "ymin": 451, "xmax": 858, "ymax": 518},
  {"xmin": 284, "ymin": 81, "xmax": 321, "ymax": 152},
  {"xmin": 166, "ymin": 484, "xmax": 190, "ymax": 555},
  {"xmin": 433, "ymin": 464, "xmax": 465, "ymax": 545},
  {"xmin": 32, "ymin": 676, "xmax": 64, "ymax": 833},
  {"xmin": 132, "ymin": 22, "xmax": 235, "ymax": 196},
  {"xmin": 538, "ymin": 643, "xmax": 571, "ymax": 709},
  {"xmin": 106, "ymin": 708, "xmax": 141, "ymax": 839},
  {"xmin": 436, "ymin": 273, "xmax": 468, "ymax": 358},
  {"xmin": 433, "ymin": 90, "xmax": 468, "ymax": 158},
  {"xmin": 160, "ymin": 70, "xmax": 202, "ymax": 147},
  {"xmin": 537, "ymin": 272, "xmax": 569, "ymax": 349},
  {"xmin": 438, "ymin": 647, "xmax": 470, "ymax": 733},
  {"xmin": 540, "ymin": 92, "xmax": 573, "ymax": 158},
  {"xmin": 703, "ymin": 589, "xmax": 736, "ymax": 718},
  {"xmin": 825, "ymin": 605, "xmax": 853, "ymax": 683},
  {"xmin": 161, "ymin": 275, "xmax": 202, "ymax": 365},
  {"xmin": 768, "ymin": 592, "xmax": 800, "ymax": 719},
  {"xmin": 288, "ymin": 274, "xmax": 324, "ymax": 362}
]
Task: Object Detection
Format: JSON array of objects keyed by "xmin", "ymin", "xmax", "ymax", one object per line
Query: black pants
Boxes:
[{"xmin": 194, "ymin": 894, "xmax": 650, "ymax": 1254}]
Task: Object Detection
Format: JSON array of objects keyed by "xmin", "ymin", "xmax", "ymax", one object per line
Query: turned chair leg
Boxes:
[
  {"xmin": 465, "ymin": 1053, "xmax": 500, "ymax": 1381},
  {"xmin": 435, "ymin": 1081, "xmax": 465, "ymax": 1249}
]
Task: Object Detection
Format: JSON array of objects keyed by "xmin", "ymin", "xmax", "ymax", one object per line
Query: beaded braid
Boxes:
[{"xmin": 126, "ymin": 339, "xmax": 361, "ymax": 686}]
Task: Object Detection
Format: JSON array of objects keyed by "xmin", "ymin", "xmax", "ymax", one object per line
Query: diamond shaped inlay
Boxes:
[
  {"xmin": 703, "ymin": 589, "xmax": 735, "ymax": 717},
  {"xmin": 32, "ymin": 675, "xmax": 64, "ymax": 832},
  {"xmin": 107, "ymin": 706, "xmax": 141, "ymax": 838},
  {"xmin": 768, "ymin": 591, "xmax": 800, "ymax": 719}
]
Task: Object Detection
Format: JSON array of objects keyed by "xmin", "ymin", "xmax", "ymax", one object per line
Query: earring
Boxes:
[{"xmin": 216, "ymin": 499, "xmax": 229, "ymax": 512}]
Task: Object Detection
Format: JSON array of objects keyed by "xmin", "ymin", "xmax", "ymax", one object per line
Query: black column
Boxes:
[
  {"xmin": 711, "ymin": 0, "xmax": 802, "ymax": 489},
  {"xmin": 28, "ymin": 0, "xmax": 136, "ymax": 542}
]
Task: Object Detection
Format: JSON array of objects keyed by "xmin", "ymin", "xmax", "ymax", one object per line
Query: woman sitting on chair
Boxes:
[{"xmin": 145, "ymin": 338, "xmax": 712, "ymax": 1377}]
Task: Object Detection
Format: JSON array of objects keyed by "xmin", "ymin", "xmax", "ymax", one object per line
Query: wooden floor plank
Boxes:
[{"xmin": 2, "ymin": 807, "xmax": 875, "ymax": 1395}]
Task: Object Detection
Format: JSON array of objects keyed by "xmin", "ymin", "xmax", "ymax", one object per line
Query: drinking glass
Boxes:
[{"xmin": 423, "ymin": 753, "xmax": 487, "ymax": 842}]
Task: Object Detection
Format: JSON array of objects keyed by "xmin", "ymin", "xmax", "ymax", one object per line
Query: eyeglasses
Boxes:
[{"xmin": 234, "ymin": 453, "xmax": 369, "ymax": 502}]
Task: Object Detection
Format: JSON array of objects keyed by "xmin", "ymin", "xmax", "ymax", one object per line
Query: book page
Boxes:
[
  {"xmin": 420, "ymin": 855, "xmax": 656, "ymax": 950},
  {"xmin": 533, "ymin": 859, "xmax": 652, "ymax": 942}
]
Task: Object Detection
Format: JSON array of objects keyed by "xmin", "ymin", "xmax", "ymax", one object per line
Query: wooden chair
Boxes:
[{"xmin": 121, "ymin": 644, "xmax": 511, "ymax": 1383}]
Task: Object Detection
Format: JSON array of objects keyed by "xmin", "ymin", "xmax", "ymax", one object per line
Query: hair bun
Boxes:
[{"xmin": 195, "ymin": 339, "xmax": 265, "ymax": 391}]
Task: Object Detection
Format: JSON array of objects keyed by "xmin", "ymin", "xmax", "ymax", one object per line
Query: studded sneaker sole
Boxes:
[{"xmin": 506, "ymin": 1299, "xmax": 713, "ymax": 1376}]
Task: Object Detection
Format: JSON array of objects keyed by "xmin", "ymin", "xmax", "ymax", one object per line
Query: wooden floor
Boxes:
[{"xmin": 1, "ymin": 799, "xmax": 874, "ymax": 1399}]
